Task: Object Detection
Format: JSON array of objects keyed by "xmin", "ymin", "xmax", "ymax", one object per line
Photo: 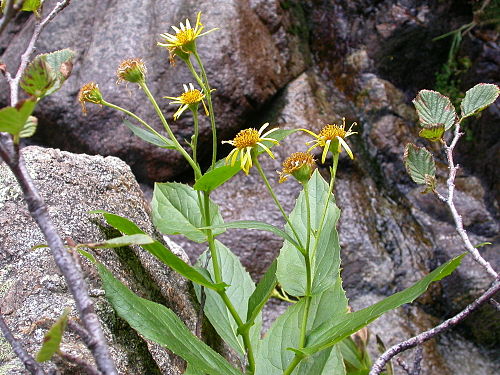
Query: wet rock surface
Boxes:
[
  {"xmin": 0, "ymin": 147, "xmax": 197, "ymax": 374},
  {"xmin": 0, "ymin": 0, "xmax": 498, "ymax": 374}
]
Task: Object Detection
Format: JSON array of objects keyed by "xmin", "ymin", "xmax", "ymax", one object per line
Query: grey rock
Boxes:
[{"xmin": 0, "ymin": 146, "xmax": 198, "ymax": 374}]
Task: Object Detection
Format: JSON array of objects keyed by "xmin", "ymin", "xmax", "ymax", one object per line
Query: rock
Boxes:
[{"xmin": 0, "ymin": 146, "xmax": 198, "ymax": 374}]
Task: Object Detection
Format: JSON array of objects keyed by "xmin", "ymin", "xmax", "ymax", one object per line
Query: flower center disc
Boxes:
[
  {"xmin": 176, "ymin": 30, "xmax": 195, "ymax": 44},
  {"xmin": 320, "ymin": 124, "xmax": 347, "ymax": 140},
  {"xmin": 181, "ymin": 90, "xmax": 203, "ymax": 104},
  {"xmin": 233, "ymin": 128, "xmax": 260, "ymax": 149}
]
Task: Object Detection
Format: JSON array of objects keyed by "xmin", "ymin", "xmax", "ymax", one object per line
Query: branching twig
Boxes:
[
  {"xmin": 67, "ymin": 319, "xmax": 96, "ymax": 351},
  {"xmin": 0, "ymin": 313, "xmax": 46, "ymax": 375},
  {"xmin": 369, "ymin": 280, "xmax": 500, "ymax": 375},
  {"xmin": 57, "ymin": 351, "xmax": 101, "ymax": 375}
]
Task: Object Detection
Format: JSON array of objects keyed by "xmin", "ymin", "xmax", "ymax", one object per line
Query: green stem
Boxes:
[
  {"xmin": 193, "ymin": 50, "xmax": 217, "ymax": 170},
  {"xmin": 138, "ymin": 81, "xmax": 201, "ymax": 179},
  {"xmin": 283, "ymin": 355, "xmax": 304, "ymax": 375},
  {"xmin": 102, "ymin": 100, "xmax": 172, "ymax": 147},
  {"xmin": 298, "ymin": 181, "xmax": 312, "ymax": 348},
  {"xmin": 192, "ymin": 109, "xmax": 199, "ymax": 168},
  {"xmin": 202, "ymin": 192, "xmax": 256, "ymax": 373},
  {"xmin": 253, "ymin": 157, "xmax": 305, "ymax": 253}
]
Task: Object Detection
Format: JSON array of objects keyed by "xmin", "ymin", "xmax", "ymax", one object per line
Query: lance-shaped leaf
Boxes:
[
  {"xmin": 91, "ymin": 210, "xmax": 226, "ymax": 291},
  {"xmin": 123, "ymin": 120, "xmax": 176, "ymax": 149},
  {"xmin": 418, "ymin": 123, "xmax": 445, "ymax": 142},
  {"xmin": 36, "ymin": 308, "xmax": 70, "ymax": 362},
  {"xmin": 96, "ymin": 262, "xmax": 242, "ymax": 375},
  {"xmin": 0, "ymin": 99, "xmax": 36, "ymax": 136},
  {"xmin": 297, "ymin": 254, "xmax": 465, "ymax": 357},
  {"xmin": 91, "ymin": 234, "xmax": 155, "ymax": 248},
  {"xmin": 193, "ymin": 164, "xmax": 241, "ymax": 192},
  {"xmin": 152, "ymin": 183, "xmax": 224, "ymax": 243},
  {"xmin": 403, "ymin": 143, "xmax": 436, "ymax": 187},
  {"xmin": 413, "ymin": 89, "xmax": 457, "ymax": 130},
  {"xmin": 195, "ymin": 241, "xmax": 260, "ymax": 356},
  {"xmin": 460, "ymin": 83, "xmax": 499, "ymax": 119},
  {"xmin": 276, "ymin": 170, "xmax": 341, "ymax": 296}
]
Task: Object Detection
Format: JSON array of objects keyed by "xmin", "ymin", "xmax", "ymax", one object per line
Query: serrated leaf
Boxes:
[
  {"xmin": 36, "ymin": 308, "xmax": 70, "ymax": 362},
  {"xmin": 460, "ymin": 83, "xmax": 499, "ymax": 119},
  {"xmin": 300, "ymin": 254, "xmax": 466, "ymax": 357},
  {"xmin": 31, "ymin": 49, "xmax": 75, "ymax": 97},
  {"xmin": 123, "ymin": 120, "xmax": 176, "ymax": 149},
  {"xmin": 195, "ymin": 241, "xmax": 260, "ymax": 356},
  {"xmin": 91, "ymin": 210, "xmax": 226, "ymax": 291},
  {"xmin": 413, "ymin": 90, "xmax": 457, "ymax": 130},
  {"xmin": 96, "ymin": 262, "xmax": 242, "ymax": 375},
  {"xmin": 276, "ymin": 170, "xmax": 341, "ymax": 296},
  {"xmin": 418, "ymin": 123, "xmax": 445, "ymax": 142},
  {"xmin": 152, "ymin": 183, "xmax": 224, "ymax": 243},
  {"xmin": 403, "ymin": 143, "xmax": 436, "ymax": 185},
  {"xmin": 193, "ymin": 164, "xmax": 241, "ymax": 192},
  {"xmin": 20, "ymin": 58, "xmax": 57, "ymax": 98},
  {"xmin": 255, "ymin": 278, "xmax": 348, "ymax": 374},
  {"xmin": 19, "ymin": 115, "xmax": 37, "ymax": 138},
  {"xmin": 0, "ymin": 99, "xmax": 36, "ymax": 135}
]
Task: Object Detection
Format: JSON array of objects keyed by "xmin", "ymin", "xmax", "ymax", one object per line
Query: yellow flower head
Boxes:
[
  {"xmin": 158, "ymin": 12, "xmax": 217, "ymax": 62},
  {"xmin": 278, "ymin": 152, "xmax": 316, "ymax": 183},
  {"xmin": 78, "ymin": 82, "xmax": 103, "ymax": 114},
  {"xmin": 116, "ymin": 58, "xmax": 147, "ymax": 84},
  {"xmin": 222, "ymin": 123, "xmax": 279, "ymax": 175},
  {"xmin": 164, "ymin": 83, "xmax": 208, "ymax": 120},
  {"xmin": 301, "ymin": 118, "xmax": 357, "ymax": 163}
]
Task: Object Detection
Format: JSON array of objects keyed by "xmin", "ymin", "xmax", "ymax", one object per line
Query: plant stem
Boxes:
[
  {"xmin": 299, "ymin": 181, "xmax": 312, "ymax": 348},
  {"xmin": 283, "ymin": 355, "xmax": 304, "ymax": 375},
  {"xmin": 192, "ymin": 109, "xmax": 199, "ymax": 168},
  {"xmin": 202, "ymin": 192, "xmax": 256, "ymax": 373},
  {"xmin": 138, "ymin": 81, "xmax": 201, "ymax": 179},
  {"xmin": 193, "ymin": 50, "xmax": 217, "ymax": 170},
  {"xmin": 254, "ymin": 157, "xmax": 305, "ymax": 253}
]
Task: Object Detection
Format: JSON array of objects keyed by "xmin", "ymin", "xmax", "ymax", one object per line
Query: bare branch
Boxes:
[
  {"xmin": 369, "ymin": 280, "xmax": 500, "ymax": 375},
  {"xmin": 57, "ymin": 351, "xmax": 101, "ymax": 375},
  {"xmin": 67, "ymin": 319, "xmax": 96, "ymax": 351},
  {"xmin": 0, "ymin": 313, "xmax": 46, "ymax": 375},
  {"xmin": 9, "ymin": 0, "xmax": 72, "ymax": 105}
]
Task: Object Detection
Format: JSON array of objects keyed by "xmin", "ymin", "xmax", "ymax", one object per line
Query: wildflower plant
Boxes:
[{"xmin": 73, "ymin": 12, "xmax": 499, "ymax": 375}]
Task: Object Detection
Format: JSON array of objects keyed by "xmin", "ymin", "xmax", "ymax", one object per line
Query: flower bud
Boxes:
[
  {"xmin": 78, "ymin": 82, "xmax": 103, "ymax": 114},
  {"xmin": 116, "ymin": 58, "xmax": 147, "ymax": 84},
  {"xmin": 278, "ymin": 152, "xmax": 316, "ymax": 184}
]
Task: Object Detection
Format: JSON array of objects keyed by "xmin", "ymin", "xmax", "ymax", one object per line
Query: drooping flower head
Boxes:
[
  {"xmin": 116, "ymin": 58, "xmax": 147, "ymax": 84},
  {"xmin": 222, "ymin": 123, "xmax": 279, "ymax": 174},
  {"xmin": 278, "ymin": 152, "xmax": 316, "ymax": 184},
  {"xmin": 164, "ymin": 83, "xmax": 208, "ymax": 120},
  {"xmin": 301, "ymin": 118, "xmax": 357, "ymax": 163},
  {"xmin": 158, "ymin": 12, "xmax": 217, "ymax": 62},
  {"xmin": 78, "ymin": 82, "xmax": 103, "ymax": 114}
]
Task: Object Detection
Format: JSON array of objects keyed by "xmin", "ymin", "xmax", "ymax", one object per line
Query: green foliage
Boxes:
[
  {"xmin": 195, "ymin": 241, "xmax": 261, "ymax": 356},
  {"xmin": 403, "ymin": 143, "xmax": 436, "ymax": 192},
  {"xmin": 412, "ymin": 89, "xmax": 457, "ymax": 131},
  {"xmin": 36, "ymin": 308, "xmax": 70, "ymax": 362},
  {"xmin": 96, "ymin": 261, "xmax": 242, "ymax": 375},
  {"xmin": 92, "ymin": 234, "xmax": 154, "ymax": 248},
  {"xmin": 418, "ymin": 123, "xmax": 445, "ymax": 142},
  {"xmin": 460, "ymin": 83, "xmax": 500, "ymax": 119},
  {"xmin": 193, "ymin": 164, "xmax": 241, "ymax": 192},
  {"xmin": 245, "ymin": 260, "xmax": 277, "ymax": 326},
  {"xmin": 0, "ymin": 99, "xmax": 36, "ymax": 141},
  {"xmin": 123, "ymin": 120, "xmax": 176, "ymax": 149},
  {"xmin": 152, "ymin": 182, "xmax": 224, "ymax": 243}
]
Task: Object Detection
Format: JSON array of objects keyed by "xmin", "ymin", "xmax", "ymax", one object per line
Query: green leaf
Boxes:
[
  {"xmin": 474, "ymin": 241, "xmax": 491, "ymax": 248},
  {"xmin": 96, "ymin": 262, "xmax": 242, "ymax": 375},
  {"xmin": 418, "ymin": 123, "xmax": 445, "ymax": 142},
  {"xmin": 460, "ymin": 83, "xmax": 499, "ymax": 119},
  {"xmin": 91, "ymin": 211, "xmax": 226, "ymax": 291},
  {"xmin": 20, "ymin": 58, "xmax": 57, "ymax": 98},
  {"xmin": 277, "ymin": 170, "xmax": 341, "ymax": 296},
  {"xmin": 195, "ymin": 241, "xmax": 260, "ymax": 356},
  {"xmin": 0, "ymin": 99, "xmax": 36, "ymax": 136},
  {"xmin": 152, "ymin": 183, "xmax": 224, "ymax": 243},
  {"xmin": 21, "ymin": 0, "xmax": 42, "ymax": 12},
  {"xmin": 257, "ymin": 128, "xmax": 297, "ymax": 154},
  {"xmin": 300, "ymin": 254, "xmax": 466, "ymax": 356},
  {"xmin": 94, "ymin": 234, "xmax": 154, "ymax": 248},
  {"xmin": 255, "ymin": 278, "xmax": 348, "ymax": 374},
  {"xmin": 19, "ymin": 115, "xmax": 37, "ymax": 138},
  {"xmin": 403, "ymin": 143, "xmax": 436, "ymax": 187},
  {"xmin": 201, "ymin": 220, "xmax": 302, "ymax": 253},
  {"xmin": 193, "ymin": 164, "xmax": 241, "ymax": 192},
  {"xmin": 29, "ymin": 49, "xmax": 75, "ymax": 97},
  {"xmin": 123, "ymin": 120, "xmax": 176, "ymax": 149},
  {"xmin": 185, "ymin": 363, "xmax": 206, "ymax": 375},
  {"xmin": 36, "ymin": 308, "xmax": 70, "ymax": 362},
  {"xmin": 413, "ymin": 89, "xmax": 457, "ymax": 130},
  {"xmin": 245, "ymin": 260, "xmax": 277, "ymax": 327}
]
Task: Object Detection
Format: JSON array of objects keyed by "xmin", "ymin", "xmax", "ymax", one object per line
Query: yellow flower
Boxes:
[
  {"xmin": 78, "ymin": 82, "xmax": 103, "ymax": 114},
  {"xmin": 277, "ymin": 152, "xmax": 316, "ymax": 183},
  {"xmin": 158, "ymin": 12, "xmax": 217, "ymax": 61},
  {"xmin": 164, "ymin": 83, "xmax": 208, "ymax": 120},
  {"xmin": 116, "ymin": 58, "xmax": 147, "ymax": 84},
  {"xmin": 222, "ymin": 123, "xmax": 279, "ymax": 174},
  {"xmin": 301, "ymin": 118, "xmax": 357, "ymax": 163}
]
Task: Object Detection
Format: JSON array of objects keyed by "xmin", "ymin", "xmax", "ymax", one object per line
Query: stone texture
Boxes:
[{"xmin": 0, "ymin": 147, "xmax": 198, "ymax": 374}]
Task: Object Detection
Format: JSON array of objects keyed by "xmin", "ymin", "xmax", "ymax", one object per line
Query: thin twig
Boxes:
[
  {"xmin": 57, "ymin": 351, "xmax": 101, "ymax": 375},
  {"xmin": 0, "ymin": 0, "xmax": 21, "ymax": 36},
  {"xmin": 0, "ymin": 313, "xmax": 46, "ymax": 375},
  {"xmin": 8, "ymin": 0, "xmax": 72, "ymax": 105},
  {"xmin": 490, "ymin": 298, "xmax": 500, "ymax": 312},
  {"xmin": 67, "ymin": 320, "xmax": 96, "ymax": 351},
  {"xmin": 412, "ymin": 346, "xmax": 423, "ymax": 375},
  {"xmin": 369, "ymin": 280, "xmax": 500, "ymax": 375},
  {"xmin": 395, "ymin": 358, "xmax": 412, "ymax": 375}
]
